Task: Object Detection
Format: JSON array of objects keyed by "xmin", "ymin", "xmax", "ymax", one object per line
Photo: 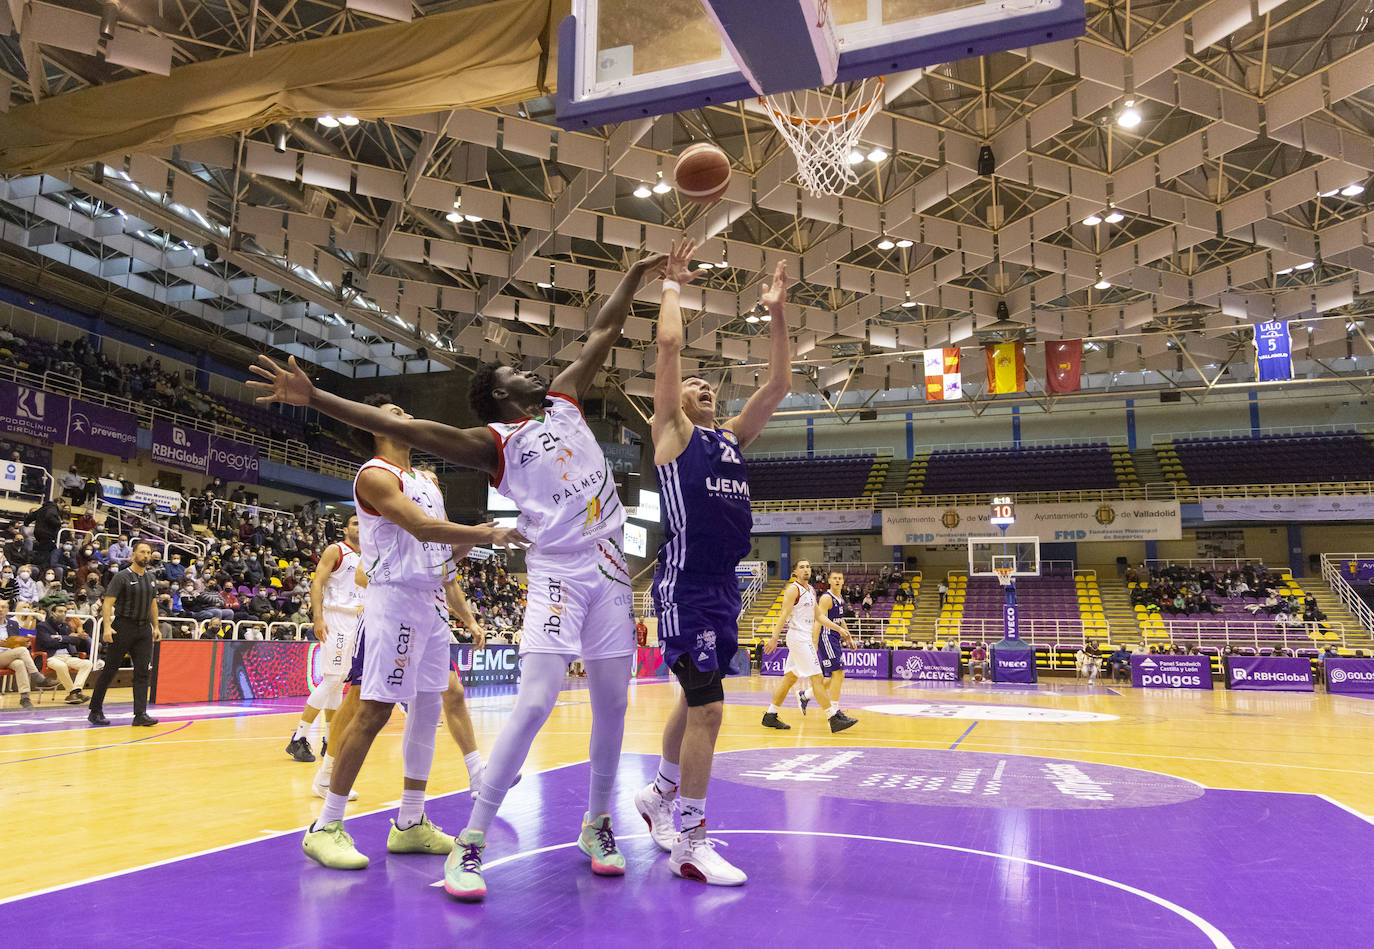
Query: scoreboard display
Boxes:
[{"xmin": 990, "ymin": 495, "xmax": 1016, "ymax": 527}]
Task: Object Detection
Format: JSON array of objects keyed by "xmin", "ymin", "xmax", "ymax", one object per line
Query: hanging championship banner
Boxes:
[{"xmin": 1254, "ymin": 321, "xmax": 1293, "ymax": 382}]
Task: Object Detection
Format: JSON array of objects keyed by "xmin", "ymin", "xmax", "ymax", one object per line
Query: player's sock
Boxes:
[
  {"xmin": 826, "ymin": 705, "xmax": 840, "ymax": 718},
  {"xmin": 464, "ymin": 750, "xmax": 483, "ymax": 780},
  {"xmin": 292, "ymin": 719, "xmax": 310, "ymax": 742},
  {"xmin": 767, "ymin": 704, "xmax": 780, "ymax": 714},
  {"xmin": 654, "ymin": 757, "xmax": 681, "ymax": 797},
  {"xmin": 316, "ymin": 753, "xmax": 334, "ymax": 785},
  {"xmin": 396, "ymin": 789, "xmax": 426, "ymax": 829},
  {"xmin": 314, "ymin": 791, "xmax": 348, "ymax": 831},
  {"xmin": 679, "ymin": 796, "xmax": 706, "ymax": 829}
]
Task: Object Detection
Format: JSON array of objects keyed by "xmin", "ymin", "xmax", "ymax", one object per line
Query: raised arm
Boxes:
[
  {"xmin": 725, "ymin": 261, "xmax": 792, "ymax": 448},
  {"xmin": 652, "ymin": 239, "xmax": 707, "ymax": 466},
  {"xmin": 552, "ymin": 254, "xmax": 665, "ymax": 400},
  {"xmin": 247, "ymin": 355, "xmax": 498, "ymax": 475},
  {"xmin": 355, "ymin": 468, "xmax": 528, "ymax": 550}
]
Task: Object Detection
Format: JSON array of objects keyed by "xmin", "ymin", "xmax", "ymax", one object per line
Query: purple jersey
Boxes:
[{"xmin": 655, "ymin": 426, "xmax": 752, "ymax": 578}]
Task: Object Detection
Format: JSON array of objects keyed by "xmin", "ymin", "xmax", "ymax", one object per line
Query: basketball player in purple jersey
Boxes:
[
  {"xmin": 815, "ymin": 569, "xmax": 856, "ymax": 709},
  {"xmin": 632, "ymin": 239, "xmax": 792, "ymax": 886},
  {"xmin": 250, "ymin": 254, "xmax": 664, "ymax": 899}
]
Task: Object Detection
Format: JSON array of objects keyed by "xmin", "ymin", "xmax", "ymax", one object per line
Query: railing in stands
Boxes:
[
  {"xmin": 0, "ymin": 362, "xmax": 358, "ymax": 480},
  {"xmin": 1320, "ymin": 553, "xmax": 1374, "ymax": 635},
  {"xmin": 745, "ymin": 446, "xmax": 894, "ymax": 460},
  {"xmin": 1152, "ymin": 423, "xmax": 1374, "ymax": 444},
  {"xmin": 56, "ymin": 527, "xmax": 206, "ymax": 562},
  {"xmin": 1162, "ymin": 619, "xmax": 1350, "ymax": 649},
  {"xmin": 1143, "ymin": 558, "xmax": 1265, "ymax": 572},
  {"xmin": 744, "ymin": 616, "xmax": 1105, "ymax": 643},
  {"xmin": 209, "ymin": 498, "xmax": 302, "ymax": 532}
]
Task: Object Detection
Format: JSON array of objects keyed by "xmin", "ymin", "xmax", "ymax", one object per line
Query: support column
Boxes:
[
  {"xmin": 1248, "ymin": 390, "xmax": 1260, "ymax": 435},
  {"xmin": 779, "ymin": 535, "xmax": 791, "ymax": 579},
  {"xmin": 1125, "ymin": 398, "xmax": 1137, "ymax": 451},
  {"xmin": 1288, "ymin": 523, "xmax": 1304, "ymax": 578},
  {"xmin": 806, "ymin": 417, "xmax": 815, "ymax": 458},
  {"xmin": 905, "ymin": 412, "xmax": 914, "ymax": 460},
  {"xmin": 1011, "ymin": 405, "xmax": 1021, "ymax": 446}
]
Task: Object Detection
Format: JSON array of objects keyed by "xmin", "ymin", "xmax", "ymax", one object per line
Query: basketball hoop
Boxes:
[
  {"xmin": 760, "ymin": 75, "xmax": 886, "ymax": 197},
  {"xmin": 994, "ymin": 566, "xmax": 1015, "ymax": 587}
]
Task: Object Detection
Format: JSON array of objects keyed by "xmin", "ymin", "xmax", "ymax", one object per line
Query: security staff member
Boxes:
[{"xmin": 88, "ymin": 540, "xmax": 161, "ymax": 727}]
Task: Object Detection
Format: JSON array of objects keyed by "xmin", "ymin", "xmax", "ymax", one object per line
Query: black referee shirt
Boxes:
[{"xmin": 106, "ymin": 567, "xmax": 155, "ymax": 627}]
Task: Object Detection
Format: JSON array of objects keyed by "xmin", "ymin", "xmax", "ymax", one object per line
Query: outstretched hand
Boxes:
[
  {"xmin": 490, "ymin": 525, "xmax": 532, "ymax": 550},
  {"xmin": 247, "ymin": 355, "xmax": 315, "ymax": 407},
  {"xmin": 634, "ymin": 252, "xmax": 669, "ymax": 280},
  {"xmin": 761, "ymin": 260, "xmax": 788, "ymax": 310},
  {"xmin": 663, "ymin": 239, "xmax": 710, "ymax": 287}
]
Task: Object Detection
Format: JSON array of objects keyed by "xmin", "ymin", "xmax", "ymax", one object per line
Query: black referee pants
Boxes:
[{"xmin": 88, "ymin": 622, "xmax": 154, "ymax": 716}]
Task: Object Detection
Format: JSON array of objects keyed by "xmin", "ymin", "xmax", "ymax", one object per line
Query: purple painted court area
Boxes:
[{"xmin": 8, "ymin": 749, "xmax": 1373, "ymax": 948}]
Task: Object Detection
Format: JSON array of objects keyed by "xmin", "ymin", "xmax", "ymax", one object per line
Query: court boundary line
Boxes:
[
  {"xmin": 0, "ymin": 756, "xmax": 592, "ymax": 907},
  {"xmin": 0, "ymin": 720, "xmax": 194, "ymax": 766},
  {"xmin": 429, "ymin": 829, "xmax": 1235, "ymax": 949}
]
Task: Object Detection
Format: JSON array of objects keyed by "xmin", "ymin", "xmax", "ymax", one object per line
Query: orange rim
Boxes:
[{"xmin": 759, "ymin": 76, "xmax": 885, "ymax": 127}]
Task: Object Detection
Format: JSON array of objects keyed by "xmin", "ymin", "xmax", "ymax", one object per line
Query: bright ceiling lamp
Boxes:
[
  {"xmin": 1341, "ymin": 183, "xmax": 1365, "ymax": 197},
  {"xmin": 745, "ymin": 312, "xmax": 760, "ymax": 323},
  {"xmin": 1083, "ymin": 212, "xmax": 1102, "ymax": 226},
  {"xmin": 1094, "ymin": 273, "xmax": 1111, "ymax": 290},
  {"xmin": 1104, "ymin": 209, "xmax": 1124, "ymax": 223},
  {"xmin": 652, "ymin": 173, "xmax": 671, "ymax": 194},
  {"xmin": 536, "ymin": 281, "xmax": 553, "ymax": 289},
  {"xmin": 867, "ymin": 147, "xmax": 888, "ymax": 162},
  {"xmin": 633, "ymin": 183, "xmax": 652, "ymax": 198},
  {"xmin": 847, "ymin": 149, "xmax": 865, "ymax": 165},
  {"xmin": 896, "ymin": 238, "xmax": 914, "ymax": 248},
  {"xmin": 445, "ymin": 210, "xmax": 461, "ymax": 223},
  {"xmin": 317, "ymin": 114, "xmax": 340, "ymax": 128},
  {"xmin": 338, "ymin": 115, "xmax": 359, "ymax": 126},
  {"xmin": 1295, "ymin": 261, "xmax": 1315, "ymax": 270},
  {"xmin": 1117, "ymin": 99, "xmax": 1142, "ymax": 129},
  {"xmin": 877, "ymin": 236, "xmax": 896, "ymax": 250}
]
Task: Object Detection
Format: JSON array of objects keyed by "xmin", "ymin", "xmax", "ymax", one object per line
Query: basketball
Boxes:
[{"xmin": 673, "ymin": 143, "xmax": 732, "ymax": 204}]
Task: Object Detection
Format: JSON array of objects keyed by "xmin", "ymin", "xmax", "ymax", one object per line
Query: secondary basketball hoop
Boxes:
[
  {"xmin": 993, "ymin": 565, "xmax": 1015, "ymax": 588},
  {"xmin": 760, "ymin": 76, "xmax": 886, "ymax": 196}
]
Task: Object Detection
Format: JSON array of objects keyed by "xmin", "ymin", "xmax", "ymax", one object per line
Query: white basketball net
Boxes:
[
  {"xmin": 760, "ymin": 76, "xmax": 885, "ymax": 197},
  {"xmin": 994, "ymin": 567, "xmax": 1015, "ymax": 587}
]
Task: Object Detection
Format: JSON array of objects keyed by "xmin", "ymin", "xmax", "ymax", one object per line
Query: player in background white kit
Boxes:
[
  {"xmin": 250, "ymin": 255, "xmax": 664, "ymax": 896},
  {"xmin": 285, "ymin": 515, "xmax": 363, "ymax": 763},
  {"xmin": 762, "ymin": 560, "xmax": 857, "ymax": 732},
  {"xmin": 293, "ymin": 394, "xmax": 527, "ymax": 870}
]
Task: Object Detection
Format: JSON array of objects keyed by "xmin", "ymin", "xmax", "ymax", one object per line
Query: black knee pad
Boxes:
[{"xmin": 673, "ymin": 655, "xmax": 725, "ymax": 707}]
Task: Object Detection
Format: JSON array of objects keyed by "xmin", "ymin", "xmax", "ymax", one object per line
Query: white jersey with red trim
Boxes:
[
  {"xmin": 320, "ymin": 542, "xmax": 364, "ymax": 611},
  {"xmin": 488, "ymin": 392, "xmax": 624, "ymax": 554},
  {"xmin": 353, "ymin": 457, "xmax": 452, "ymax": 589},
  {"xmin": 785, "ymin": 579, "xmax": 817, "ymax": 638}
]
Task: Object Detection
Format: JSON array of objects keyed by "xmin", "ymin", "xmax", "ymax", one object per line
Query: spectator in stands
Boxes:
[
  {"xmin": 4, "ymin": 531, "xmax": 27, "ymax": 567},
  {"xmin": 247, "ymin": 584, "xmax": 282, "ymax": 624},
  {"xmin": 221, "ymin": 582, "xmax": 250, "ymax": 621},
  {"xmin": 969, "ymin": 642, "xmax": 989, "ymax": 681},
  {"xmin": 165, "ymin": 554, "xmax": 186, "ymax": 584},
  {"xmin": 861, "ymin": 590, "xmax": 874, "ymax": 617},
  {"xmin": 35, "ymin": 604, "xmax": 93, "ymax": 703},
  {"xmin": 1108, "ymin": 645, "xmax": 1131, "ymax": 680},
  {"xmin": 24, "ymin": 496, "xmax": 67, "ymax": 564},
  {"xmin": 938, "ymin": 580, "xmax": 948, "ymax": 606},
  {"xmin": 107, "ymin": 535, "xmax": 132, "ymax": 564},
  {"xmin": 16, "ymin": 566, "xmax": 41, "ymax": 603},
  {"xmin": 1081, "ymin": 640, "xmax": 1102, "ymax": 685},
  {"xmin": 53, "ymin": 543, "xmax": 77, "ymax": 581},
  {"xmin": 59, "ymin": 466, "xmax": 86, "ymax": 505},
  {"xmin": 0, "ymin": 565, "xmax": 16, "ymax": 603}
]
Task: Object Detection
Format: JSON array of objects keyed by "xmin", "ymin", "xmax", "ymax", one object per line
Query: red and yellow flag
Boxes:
[
  {"xmin": 984, "ymin": 342, "xmax": 1026, "ymax": 394},
  {"xmin": 1045, "ymin": 340, "xmax": 1083, "ymax": 393}
]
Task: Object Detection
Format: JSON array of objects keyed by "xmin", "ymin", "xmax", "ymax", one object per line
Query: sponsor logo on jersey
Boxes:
[
  {"xmin": 584, "ymin": 497, "xmax": 601, "ymax": 529},
  {"xmin": 519, "ymin": 450, "xmax": 539, "ymax": 467},
  {"xmin": 705, "ymin": 476, "xmax": 751, "ymax": 499},
  {"xmin": 550, "ymin": 467, "xmax": 606, "ymax": 505},
  {"xmin": 543, "ymin": 579, "xmax": 564, "ymax": 638},
  {"xmin": 386, "ymin": 623, "xmax": 413, "ymax": 687}
]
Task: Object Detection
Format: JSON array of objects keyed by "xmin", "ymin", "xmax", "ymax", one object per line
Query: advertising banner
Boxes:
[
  {"xmin": 450, "ymin": 644, "xmax": 521, "ymax": 686},
  {"xmin": 1130, "ymin": 654, "xmax": 1213, "ymax": 690},
  {"xmin": 760, "ymin": 648, "xmax": 789, "ymax": 675},
  {"xmin": 992, "ymin": 648, "xmax": 1037, "ymax": 683},
  {"xmin": 0, "ymin": 379, "xmax": 69, "ymax": 443},
  {"xmin": 98, "ymin": 478, "xmax": 185, "ymax": 516},
  {"xmin": 1226, "ymin": 655, "xmax": 1313, "ymax": 692},
  {"xmin": 758, "ymin": 646, "xmax": 889, "ymax": 678},
  {"xmin": 1200, "ymin": 496, "xmax": 1374, "ymax": 522},
  {"xmin": 155, "ymin": 640, "xmax": 319, "ymax": 703},
  {"xmin": 891, "ymin": 649, "xmax": 961, "ymax": 682},
  {"xmin": 1324, "ymin": 658, "xmax": 1374, "ymax": 694},
  {"xmin": 151, "ymin": 420, "xmax": 210, "ymax": 474},
  {"xmin": 882, "ymin": 500, "xmax": 1181, "ymax": 545},
  {"xmin": 751, "ymin": 509, "xmax": 874, "ymax": 534},
  {"xmin": 208, "ymin": 434, "xmax": 260, "ymax": 483},
  {"xmin": 65, "ymin": 399, "xmax": 138, "ymax": 457}
]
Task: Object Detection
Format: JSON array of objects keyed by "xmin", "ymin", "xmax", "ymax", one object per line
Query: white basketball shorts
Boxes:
[
  {"xmin": 319, "ymin": 606, "xmax": 362, "ymax": 680},
  {"xmin": 359, "ymin": 582, "xmax": 450, "ymax": 703},
  {"xmin": 520, "ymin": 537, "xmax": 635, "ymax": 661},
  {"xmin": 785, "ymin": 628, "xmax": 822, "ymax": 678}
]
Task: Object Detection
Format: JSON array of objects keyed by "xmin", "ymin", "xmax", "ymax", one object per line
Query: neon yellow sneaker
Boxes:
[
  {"xmin": 302, "ymin": 820, "xmax": 369, "ymax": 870},
  {"xmin": 387, "ymin": 815, "xmax": 456, "ymax": 854},
  {"xmin": 578, "ymin": 813, "xmax": 627, "ymax": 876},
  {"xmin": 444, "ymin": 829, "xmax": 487, "ymax": 901}
]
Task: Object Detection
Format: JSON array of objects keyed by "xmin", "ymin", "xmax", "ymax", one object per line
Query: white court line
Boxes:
[
  {"xmin": 1317, "ymin": 794, "xmax": 1374, "ymax": 825},
  {"xmin": 429, "ymin": 829, "xmax": 1235, "ymax": 949},
  {"xmin": 0, "ymin": 757, "xmax": 591, "ymax": 907}
]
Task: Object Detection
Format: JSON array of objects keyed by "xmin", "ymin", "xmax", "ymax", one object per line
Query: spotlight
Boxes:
[
  {"xmin": 867, "ymin": 147, "xmax": 888, "ymax": 162},
  {"xmin": 745, "ymin": 313, "xmax": 760, "ymax": 324},
  {"xmin": 536, "ymin": 281, "xmax": 553, "ymax": 289},
  {"xmin": 877, "ymin": 237, "xmax": 896, "ymax": 250},
  {"xmin": 1117, "ymin": 100, "xmax": 1142, "ymax": 129},
  {"xmin": 204, "ymin": 244, "xmax": 219, "ymax": 262},
  {"xmin": 760, "ymin": 312, "xmax": 771, "ymax": 322},
  {"xmin": 896, "ymin": 238, "xmax": 914, "ymax": 248},
  {"xmin": 652, "ymin": 174, "xmax": 671, "ymax": 194},
  {"xmin": 633, "ymin": 183, "xmax": 652, "ymax": 198},
  {"xmin": 1083, "ymin": 213, "xmax": 1102, "ymax": 226},
  {"xmin": 317, "ymin": 115, "xmax": 340, "ymax": 128},
  {"xmin": 1104, "ymin": 209, "xmax": 1124, "ymax": 224},
  {"xmin": 1341, "ymin": 183, "xmax": 1365, "ymax": 197},
  {"xmin": 901, "ymin": 299, "xmax": 917, "ymax": 308},
  {"xmin": 273, "ymin": 125, "xmax": 288, "ymax": 153},
  {"xmin": 847, "ymin": 149, "xmax": 865, "ymax": 165},
  {"xmin": 464, "ymin": 214, "xmax": 482, "ymax": 222},
  {"xmin": 415, "ymin": 346, "xmax": 428, "ymax": 360},
  {"xmin": 338, "ymin": 114, "xmax": 359, "ymax": 127},
  {"xmin": 446, "ymin": 211, "xmax": 462, "ymax": 223},
  {"xmin": 1295, "ymin": 261, "xmax": 1314, "ymax": 270},
  {"xmin": 1319, "ymin": 189, "xmax": 1340, "ymax": 198},
  {"xmin": 697, "ymin": 262, "xmax": 714, "ymax": 270},
  {"xmin": 1094, "ymin": 276, "xmax": 1111, "ymax": 290},
  {"xmin": 1276, "ymin": 267, "xmax": 1294, "ymax": 276}
]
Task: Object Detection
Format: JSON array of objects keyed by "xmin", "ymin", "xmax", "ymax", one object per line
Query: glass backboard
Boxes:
[{"xmin": 968, "ymin": 535, "xmax": 1041, "ymax": 577}]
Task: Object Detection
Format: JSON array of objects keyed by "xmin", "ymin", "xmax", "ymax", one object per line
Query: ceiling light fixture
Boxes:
[
  {"xmin": 1319, "ymin": 188, "xmax": 1340, "ymax": 198},
  {"xmin": 1117, "ymin": 99, "xmax": 1142, "ymax": 129},
  {"xmin": 901, "ymin": 298, "xmax": 917, "ymax": 308},
  {"xmin": 536, "ymin": 281, "xmax": 553, "ymax": 289},
  {"xmin": 464, "ymin": 214, "xmax": 482, "ymax": 222},
  {"xmin": 633, "ymin": 183, "xmax": 652, "ymax": 198},
  {"xmin": 338, "ymin": 114, "xmax": 359, "ymax": 127},
  {"xmin": 698, "ymin": 262, "xmax": 714, "ymax": 270},
  {"xmin": 760, "ymin": 312, "xmax": 772, "ymax": 322},
  {"xmin": 1104, "ymin": 209, "xmax": 1124, "ymax": 224},
  {"xmin": 652, "ymin": 173, "xmax": 672, "ymax": 195},
  {"xmin": 1341, "ymin": 183, "xmax": 1365, "ymax": 197},
  {"xmin": 1094, "ymin": 274, "xmax": 1111, "ymax": 290},
  {"xmin": 745, "ymin": 313, "xmax": 760, "ymax": 324},
  {"xmin": 867, "ymin": 147, "xmax": 888, "ymax": 162},
  {"xmin": 877, "ymin": 237, "xmax": 896, "ymax": 250},
  {"xmin": 1295, "ymin": 261, "xmax": 1315, "ymax": 270},
  {"xmin": 896, "ymin": 238, "xmax": 914, "ymax": 248},
  {"xmin": 1083, "ymin": 213, "xmax": 1102, "ymax": 226},
  {"xmin": 445, "ymin": 210, "xmax": 461, "ymax": 223},
  {"xmin": 317, "ymin": 114, "xmax": 340, "ymax": 128},
  {"xmin": 847, "ymin": 149, "xmax": 865, "ymax": 165},
  {"xmin": 1276, "ymin": 266, "xmax": 1294, "ymax": 276}
]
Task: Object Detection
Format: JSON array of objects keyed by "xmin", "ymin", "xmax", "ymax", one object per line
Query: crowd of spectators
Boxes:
[{"xmin": 1126, "ymin": 561, "xmax": 1330, "ymax": 629}]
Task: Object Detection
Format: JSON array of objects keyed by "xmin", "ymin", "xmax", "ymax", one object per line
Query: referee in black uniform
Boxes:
[{"xmin": 88, "ymin": 540, "xmax": 161, "ymax": 726}]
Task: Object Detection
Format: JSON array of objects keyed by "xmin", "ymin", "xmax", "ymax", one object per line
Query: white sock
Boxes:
[
  {"xmin": 315, "ymin": 791, "xmax": 348, "ymax": 830},
  {"xmin": 767, "ymin": 704, "xmax": 780, "ymax": 714},
  {"xmin": 680, "ymin": 796, "xmax": 706, "ymax": 829},
  {"xmin": 654, "ymin": 757, "xmax": 681, "ymax": 797},
  {"xmin": 397, "ymin": 789, "xmax": 426, "ymax": 829},
  {"xmin": 292, "ymin": 719, "xmax": 310, "ymax": 741},
  {"xmin": 464, "ymin": 750, "xmax": 483, "ymax": 780},
  {"xmin": 827, "ymin": 705, "xmax": 840, "ymax": 718},
  {"xmin": 315, "ymin": 754, "xmax": 334, "ymax": 786}
]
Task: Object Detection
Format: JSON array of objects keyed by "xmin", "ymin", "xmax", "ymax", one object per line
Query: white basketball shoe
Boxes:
[
  {"xmin": 633, "ymin": 784, "xmax": 678, "ymax": 852},
  {"xmin": 669, "ymin": 823, "xmax": 746, "ymax": 886}
]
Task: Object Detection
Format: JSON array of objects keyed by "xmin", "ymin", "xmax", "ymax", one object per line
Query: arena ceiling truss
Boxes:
[{"xmin": 1, "ymin": 0, "xmax": 1373, "ymax": 416}]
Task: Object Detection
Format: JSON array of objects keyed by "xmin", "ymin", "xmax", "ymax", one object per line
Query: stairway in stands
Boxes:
[
  {"xmin": 1131, "ymin": 447, "xmax": 1167, "ymax": 486},
  {"xmin": 1308, "ymin": 581, "xmax": 1374, "ymax": 648},
  {"xmin": 1095, "ymin": 573, "xmax": 1143, "ymax": 643},
  {"xmin": 881, "ymin": 459, "xmax": 910, "ymax": 497},
  {"xmin": 739, "ymin": 579, "xmax": 787, "ymax": 640}
]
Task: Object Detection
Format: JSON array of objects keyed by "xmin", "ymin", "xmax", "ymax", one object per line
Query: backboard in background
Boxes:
[
  {"xmin": 556, "ymin": 0, "xmax": 1087, "ymax": 129},
  {"xmin": 968, "ymin": 535, "xmax": 1041, "ymax": 577}
]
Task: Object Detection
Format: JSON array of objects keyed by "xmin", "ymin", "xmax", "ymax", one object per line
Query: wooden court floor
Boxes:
[{"xmin": 3, "ymin": 675, "xmax": 1373, "ymax": 903}]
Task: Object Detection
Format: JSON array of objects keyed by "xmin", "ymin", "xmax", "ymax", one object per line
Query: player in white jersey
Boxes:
[
  {"xmin": 249, "ymin": 253, "xmax": 664, "ymax": 898},
  {"xmin": 293, "ymin": 394, "xmax": 527, "ymax": 871},
  {"xmin": 762, "ymin": 560, "xmax": 857, "ymax": 733},
  {"xmin": 285, "ymin": 515, "xmax": 363, "ymax": 763}
]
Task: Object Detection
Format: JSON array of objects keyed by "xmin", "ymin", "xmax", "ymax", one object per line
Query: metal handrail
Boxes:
[
  {"xmin": 1160, "ymin": 619, "xmax": 1350, "ymax": 649},
  {"xmin": 1153, "ymin": 423, "xmax": 1374, "ymax": 444},
  {"xmin": 1320, "ymin": 553, "xmax": 1374, "ymax": 635},
  {"xmin": 745, "ymin": 446, "xmax": 895, "ymax": 460}
]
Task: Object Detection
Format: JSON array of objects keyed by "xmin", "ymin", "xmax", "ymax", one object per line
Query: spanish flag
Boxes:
[{"xmin": 984, "ymin": 341, "xmax": 1026, "ymax": 394}]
